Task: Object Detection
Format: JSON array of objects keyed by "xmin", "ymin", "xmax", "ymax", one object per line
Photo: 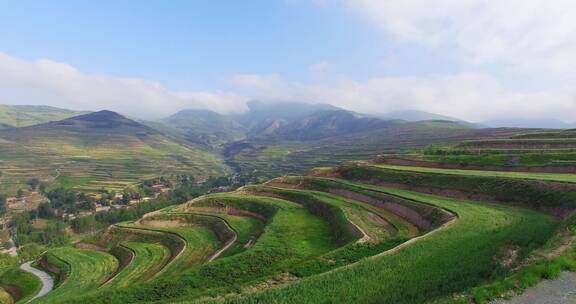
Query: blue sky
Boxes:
[
  {"xmin": 0, "ymin": 0, "xmax": 575, "ymax": 123},
  {"xmin": 1, "ymin": 1, "xmax": 392, "ymax": 88}
]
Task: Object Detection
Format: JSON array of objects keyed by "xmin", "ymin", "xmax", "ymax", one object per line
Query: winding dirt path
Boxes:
[
  {"xmin": 320, "ymin": 215, "xmax": 458, "ymax": 276},
  {"xmin": 19, "ymin": 261, "xmax": 54, "ymax": 303},
  {"xmin": 207, "ymin": 218, "xmax": 238, "ymax": 262},
  {"xmin": 345, "ymin": 215, "xmax": 370, "ymax": 243}
]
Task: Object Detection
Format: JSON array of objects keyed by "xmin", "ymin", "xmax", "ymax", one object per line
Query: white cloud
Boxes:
[
  {"xmin": 232, "ymin": 72, "xmax": 576, "ymax": 122},
  {"xmin": 1, "ymin": 51, "xmax": 575, "ymax": 123},
  {"xmin": 342, "ymin": 0, "xmax": 576, "ymax": 75},
  {"xmin": 0, "ymin": 53, "xmax": 248, "ymax": 118}
]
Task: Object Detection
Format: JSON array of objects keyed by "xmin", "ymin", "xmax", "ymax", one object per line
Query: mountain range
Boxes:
[{"xmin": 0, "ymin": 102, "xmax": 547, "ymax": 194}]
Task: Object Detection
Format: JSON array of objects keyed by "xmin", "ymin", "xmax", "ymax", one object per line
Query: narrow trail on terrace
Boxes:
[
  {"xmin": 320, "ymin": 215, "xmax": 458, "ymax": 277},
  {"xmin": 99, "ymin": 245, "xmax": 136, "ymax": 288},
  {"xmin": 19, "ymin": 261, "xmax": 54, "ymax": 303},
  {"xmin": 114, "ymin": 224, "xmax": 188, "ymax": 281},
  {"xmin": 207, "ymin": 218, "xmax": 238, "ymax": 262},
  {"xmin": 345, "ymin": 215, "xmax": 370, "ymax": 243}
]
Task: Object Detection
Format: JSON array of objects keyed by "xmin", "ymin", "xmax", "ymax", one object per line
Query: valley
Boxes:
[
  {"xmin": 3, "ymin": 2, "xmax": 576, "ymax": 303},
  {"xmin": 1, "ymin": 104, "xmax": 576, "ymax": 304}
]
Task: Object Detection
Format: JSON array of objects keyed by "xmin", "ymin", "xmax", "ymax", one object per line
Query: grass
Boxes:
[
  {"xmin": 248, "ymin": 185, "xmax": 403, "ymax": 240},
  {"xmin": 0, "ymin": 116, "xmax": 229, "ymax": 195},
  {"xmin": 117, "ymin": 219, "xmax": 221, "ymax": 278},
  {"xmin": 76, "ymin": 194, "xmax": 340, "ymax": 303},
  {"xmin": 207, "ymin": 188, "xmax": 558, "ymax": 304},
  {"xmin": 270, "ymin": 176, "xmax": 449, "ymax": 233},
  {"xmin": 459, "ymin": 138, "xmax": 576, "ymax": 147},
  {"xmin": 461, "ymin": 212, "xmax": 576, "ymax": 303},
  {"xmin": 469, "ymin": 253, "xmax": 576, "ymax": 303},
  {"xmin": 372, "ymin": 163, "xmax": 576, "ymax": 183},
  {"xmin": 339, "ymin": 163, "xmax": 576, "ymax": 213},
  {"xmin": 35, "ymin": 247, "xmax": 118, "ymax": 304},
  {"xmin": 0, "ymin": 267, "xmax": 42, "ymax": 304},
  {"xmin": 13, "ymin": 146, "xmax": 572, "ymax": 304},
  {"xmin": 167, "ymin": 212, "xmax": 266, "ymax": 258},
  {"xmin": 0, "ymin": 105, "xmax": 86, "ymax": 128},
  {"xmin": 227, "ymin": 125, "xmax": 517, "ymax": 178},
  {"xmin": 0, "ymin": 286, "xmax": 13, "ymax": 304},
  {"xmin": 419, "ymin": 151, "xmax": 576, "ymax": 167},
  {"xmin": 105, "ymin": 242, "xmax": 171, "ymax": 289}
]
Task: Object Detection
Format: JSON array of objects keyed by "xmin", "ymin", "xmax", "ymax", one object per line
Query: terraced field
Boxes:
[
  {"xmin": 227, "ymin": 126, "xmax": 525, "ymax": 178},
  {"xmin": 0, "ymin": 111, "xmax": 229, "ymax": 195},
  {"xmin": 17, "ymin": 150, "xmax": 575, "ymax": 304},
  {"xmin": 105, "ymin": 242, "xmax": 171, "ymax": 288},
  {"xmin": 215, "ymin": 189, "xmax": 556, "ymax": 304},
  {"xmin": 0, "ymin": 266, "xmax": 42, "ymax": 304},
  {"xmin": 35, "ymin": 247, "xmax": 118, "ymax": 303},
  {"xmin": 372, "ymin": 163, "xmax": 576, "ymax": 183}
]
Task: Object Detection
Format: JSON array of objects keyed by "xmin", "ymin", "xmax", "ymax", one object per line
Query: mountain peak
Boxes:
[
  {"xmin": 42, "ymin": 109, "xmax": 144, "ymax": 130},
  {"xmin": 73, "ymin": 110, "xmax": 125, "ymax": 121}
]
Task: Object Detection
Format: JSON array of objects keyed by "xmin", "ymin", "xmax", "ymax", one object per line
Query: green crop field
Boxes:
[
  {"xmin": 209, "ymin": 189, "xmax": 557, "ymax": 304},
  {"xmin": 20, "ymin": 143, "xmax": 576, "ymax": 304},
  {"xmin": 165, "ymin": 212, "xmax": 266, "ymax": 258},
  {"xmin": 0, "ymin": 111, "xmax": 229, "ymax": 195},
  {"xmin": 0, "ymin": 267, "xmax": 42, "ymax": 304},
  {"xmin": 117, "ymin": 222, "xmax": 220, "ymax": 278},
  {"xmin": 417, "ymin": 152, "xmax": 576, "ymax": 167},
  {"xmin": 34, "ymin": 248, "xmax": 118, "ymax": 303},
  {"xmin": 0, "ymin": 287, "xmax": 12, "ymax": 304},
  {"xmin": 372, "ymin": 163, "xmax": 576, "ymax": 183},
  {"xmin": 244, "ymin": 185, "xmax": 408, "ymax": 240},
  {"xmin": 105, "ymin": 242, "xmax": 171, "ymax": 289},
  {"xmin": 227, "ymin": 126, "xmax": 521, "ymax": 178}
]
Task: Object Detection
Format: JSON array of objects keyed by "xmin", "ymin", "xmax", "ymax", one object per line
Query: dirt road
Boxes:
[{"xmin": 20, "ymin": 261, "xmax": 54, "ymax": 303}]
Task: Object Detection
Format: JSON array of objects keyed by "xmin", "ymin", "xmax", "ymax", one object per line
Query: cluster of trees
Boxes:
[
  {"xmin": 70, "ymin": 176, "xmax": 233, "ymax": 233},
  {"xmin": 13, "ymin": 178, "xmax": 47, "ymax": 200},
  {"xmin": 7, "ymin": 172, "xmax": 267, "ymax": 246},
  {"xmin": 11, "ymin": 212, "xmax": 68, "ymax": 246}
]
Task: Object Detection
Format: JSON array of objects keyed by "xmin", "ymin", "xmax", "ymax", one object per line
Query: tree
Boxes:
[
  {"xmin": 39, "ymin": 183, "xmax": 47, "ymax": 194},
  {"xmin": 46, "ymin": 188, "xmax": 77, "ymax": 211},
  {"xmin": 37, "ymin": 203, "xmax": 55, "ymax": 219},
  {"xmin": 17, "ymin": 189, "xmax": 25, "ymax": 198},
  {"xmin": 0, "ymin": 195, "xmax": 6, "ymax": 215},
  {"xmin": 71, "ymin": 215, "xmax": 98, "ymax": 233},
  {"xmin": 40, "ymin": 221, "xmax": 69, "ymax": 245},
  {"xmin": 26, "ymin": 178, "xmax": 40, "ymax": 191}
]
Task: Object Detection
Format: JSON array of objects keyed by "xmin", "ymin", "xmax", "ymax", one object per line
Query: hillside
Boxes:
[
  {"xmin": 226, "ymin": 121, "xmax": 524, "ymax": 178},
  {"xmin": 159, "ymin": 101, "xmax": 343, "ymax": 145},
  {"xmin": 0, "ymin": 111, "xmax": 228, "ymax": 194},
  {"xmin": 267, "ymin": 109, "xmax": 399, "ymax": 141},
  {"xmin": 159, "ymin": 102, "xmax": 493, "ymax": 177},
  {"xmin": 8, "ymin": 144, "xmax": 576, "ymax": 304},
  {"xmin": 0, "ymin": 105, "xmax": 88, "ymax": 128},
  {"xmin": 159, "ymin": 109, "xmax": 246, "ymax": 146}
]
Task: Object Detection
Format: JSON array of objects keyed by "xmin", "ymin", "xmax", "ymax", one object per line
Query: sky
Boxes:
[{"xmin": 0, "ymin": 0, "xmax": 575, "ymax": 123}]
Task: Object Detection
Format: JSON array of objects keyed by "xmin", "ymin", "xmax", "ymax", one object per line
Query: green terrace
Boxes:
[{"xmin": 5, "ymin": 154, "xmax": 573, "ymax": 304}]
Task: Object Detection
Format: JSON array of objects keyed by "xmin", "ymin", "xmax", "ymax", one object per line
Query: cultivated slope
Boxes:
[
  {"xmin": 0, "ymin": 111, "xmax": 228, "ymax": 194},
  {"xmin": 0, "ymin": 105, "xmax": 88, "ymax": 129},
  {"xmin": 26, "ymin": 157, "xmax": 572, "ymax": 304}
]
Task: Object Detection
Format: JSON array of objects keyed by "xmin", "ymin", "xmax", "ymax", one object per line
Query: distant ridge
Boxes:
[
  {"xmin": 0, "ymin": 104, "xmax": 88, "ymax": 128},
  {"xmin": 379, "ymin": 110, "xmax": 465, "ymax": 122}
]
